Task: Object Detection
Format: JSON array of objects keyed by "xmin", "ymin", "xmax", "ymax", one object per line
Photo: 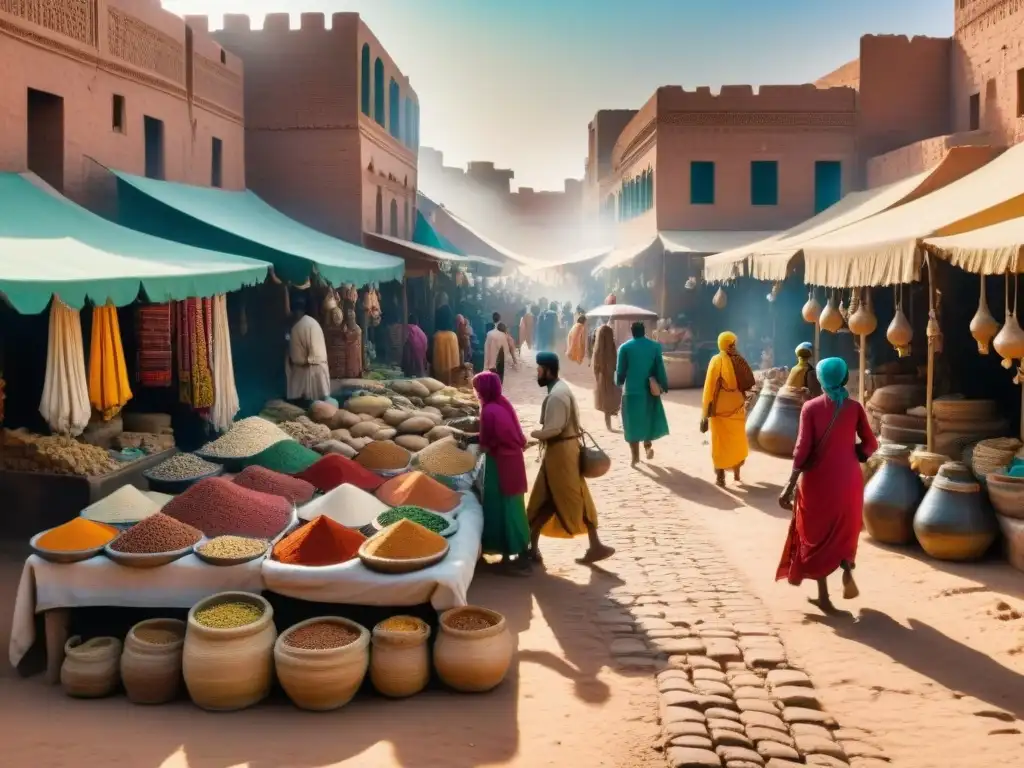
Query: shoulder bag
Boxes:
[
  {"xmin": 779, "ymin": 400, "xmax": 844, "ymax": 510},
  {"xmin": 570, "ymin": 402, "xmax": 611, "ymax": 479}
]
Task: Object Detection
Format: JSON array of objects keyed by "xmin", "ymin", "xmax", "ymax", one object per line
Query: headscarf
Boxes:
[
  {"xmin": 795, "ymin": 342, "xmax": 813, "ymax": 359},
  {"xmin": 716, "ymin": 331, "xmax": 738, "ymax": 387},
  {"xmin": 473, "ymin": 371, "xmax": 526, "ymax": 451},
  {"xmin": 717, "ymin": 331, "xmax": 737, "ymax": 353},
  {"xmin": 816, "ymin": 357, "xmax": 849, "ymax": 405}
]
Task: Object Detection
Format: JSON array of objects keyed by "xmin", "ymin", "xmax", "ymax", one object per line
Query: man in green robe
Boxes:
[{"xmin": 616, "ymin": 321, "xmax": 670, "ymax": 466}]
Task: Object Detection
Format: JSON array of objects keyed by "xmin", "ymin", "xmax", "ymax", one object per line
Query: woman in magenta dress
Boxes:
[{"xmin": 777, "ymin": 357, "xmax": 877, "ymax": 613}]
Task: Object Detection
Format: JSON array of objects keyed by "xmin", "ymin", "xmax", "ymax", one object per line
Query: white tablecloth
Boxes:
[
  {"xmin": 9, "ymin": 554, "xmax": 264, "ymax": 668},
  {"xmin": 261, "ymin": 491, "xmax": 483, "ymax": 611}
]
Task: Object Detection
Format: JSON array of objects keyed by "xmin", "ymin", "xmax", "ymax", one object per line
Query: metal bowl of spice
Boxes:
[
  {"xmin": 104, "ymin": 513, "xmax": 203, "ymax": 568},
  {"xmin": 194, "ymin": 535, "xmax": 270, "ymax": 567},
  {"xmin": 30, "ymin": 518, "xmax": 119, "ymax": 564}
]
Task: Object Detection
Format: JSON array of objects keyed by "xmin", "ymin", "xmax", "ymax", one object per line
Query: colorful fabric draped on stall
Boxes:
[
  {"xmin": 40, "ymin": 298, "xmax": 91, "ymax": 436},
  {"xmin": 176, "ymin": 298, "xmax": 215, "ymax": 413},
  {"xmin": 135, "ymin": 303, "xmax": 173, "ymax": 387},
  {"xmin": 88, "ymin": 302, "xmax": 133, "ymax": 421}
]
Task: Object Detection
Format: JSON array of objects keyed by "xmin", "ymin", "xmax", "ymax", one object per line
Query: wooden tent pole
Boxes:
[
  {"xmin": 859, "ymin": 334, "xmax": 867, "ymax": 404},
  {"xmin": 925, "ymin": 264, "xmax": 936, "ymax": 453}
]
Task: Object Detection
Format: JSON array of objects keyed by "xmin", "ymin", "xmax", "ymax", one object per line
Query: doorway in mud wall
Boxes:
[{"xmin": 26, "ymin": 88, "xmax": 64, "ymax": 192}]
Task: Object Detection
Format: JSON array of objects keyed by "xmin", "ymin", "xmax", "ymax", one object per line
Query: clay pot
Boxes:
[
  {"xmin": 913, "ymin": 475, "xmax": 997, "ymax": 561},
  {"xmin": 182, "ymin": 592, "xmax": 276, "ymax": 712},
  {"xmin": 801, "ymin": 291, "xmax": 822, "ymax": 324},
  {"xmin": 863, "ymin": 444, "xmax": 924, "ymax": 545},
  {"xmin": 993, "ymin": 312, "xmax": 1024, "ymax": 364},
  {"xmin": 971, "ymin": 277, "xmax": 1000, "ymax": 354},
  {"xmin": 757, "ymin": 387, "xmax": 804, "ymax": 457},
  {"xmin": 818, "ymin": 297, "xmax": 843, "ymax": 333},
  {"xmin": 121, "ymin": 619, "xmax": 185, "ymax": 705},
  {"xmin": 712, "ymin": 287, "xmax": 727, "ymax": 310},
  {"xmin": 987, "ymin": 474, "xmax": 1024, "ymax": 520},
  {"xmin": 434, "ymin": 607, "xmax": 513, "ymax": 693},
  {"xmin": 370, "ymin": 617, "xmax": 431, "ymax": 699},
  {"xmin": 61, "ymin": 636, "xmax": 122, "ymax": 698},
  {"xmin": 848, "ymin": 290, "xmax": 877, "ymax": 337},
  {"xmin": 275, "ymin": 617, "xmax": 370, "ymax": 711},
  {"xmin": 996, "ymin": 514, "xmax": 1024, "ymax": 573},
  {"xmin": 745, "ymin": 385, "xmax": 777, "ymax": 446}
]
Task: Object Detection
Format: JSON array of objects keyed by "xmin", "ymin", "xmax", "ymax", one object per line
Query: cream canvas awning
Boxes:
[
  {"xmin": 592, "ymin": 236, "xmax": 661, "ymax": 274},
  {"xmin": 802, "ymin": 143, "xmax": 1024, "ymax": 287},
  {"xmin": 702, "ymin": 171, "xmax": 936, "ymax": 284},
  {"xmin": 594, "ymin": 231, "xmax": 773, "ymax": 275},
  {"xmin": 925, "ymin": 216, "xmax": 1024, "ymax": 274}
]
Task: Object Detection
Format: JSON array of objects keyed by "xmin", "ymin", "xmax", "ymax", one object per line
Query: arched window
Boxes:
[
  {"xmin": 360, "ymin": 44, "xmax": 371, "ymax": 116},
  {"xmin": 403, "ymin": 198, "xmax": 410, "ymax": 237},
  {"xmin": 388, "ymin": 79, "xmax": 401, "ymax": 140},
  {"xmin": 375, "ymin": 187, "xmax": 383, "ymax": 234},
  {"xmin": 389, "ymin": 198, "xmax": 398, "ymax": 236},
  {"xmin": 373, "ymin": 58, "xmax": 385, "ymax": 126},
  {"xmin": 403, "ymin": 96, "xmax": 412, "ymax": 148}
]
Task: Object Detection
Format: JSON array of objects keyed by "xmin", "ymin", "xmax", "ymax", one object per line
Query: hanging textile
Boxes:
[
  {"xmin": 176, "ymin": 298, "xmax": 214, "ymax": 411},
  {"xmin": 88, "ymin": 302, "xmax": 133, "ymax": 421},
  {"xmin": 40, "ymin": 297, "xmax": 91, "ymax": 436},
  {"xmin": 208, "ymin": 294, "xmax": 240, "ymax": 431},
  {"xmin": 135, "ymin": 303, "xmax": 173, "ymax": 387}
]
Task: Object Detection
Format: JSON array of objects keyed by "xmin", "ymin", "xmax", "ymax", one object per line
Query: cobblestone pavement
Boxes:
[{"xmin": 504, "ymin": 356, "xmax": 891, "ymax": 768}]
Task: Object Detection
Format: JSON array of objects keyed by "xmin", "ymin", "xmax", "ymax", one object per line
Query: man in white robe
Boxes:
[{"xmin": 285, "ymin": 295, "xmax": 331, "ymax": 403}]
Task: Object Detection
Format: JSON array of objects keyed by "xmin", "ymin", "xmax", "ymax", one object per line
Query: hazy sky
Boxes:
[{"xmin": 165, "ymin": 1, "xmax": 952, "ymax": 191}]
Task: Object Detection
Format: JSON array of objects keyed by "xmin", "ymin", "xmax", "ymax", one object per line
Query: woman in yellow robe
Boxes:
[
  {"xmin": 701, "ymin": 331, "xmax": 749, "ymax": 487},
  {"xmin": 566, "ymin": 315, "xmax": 586, "ymax": 364}
]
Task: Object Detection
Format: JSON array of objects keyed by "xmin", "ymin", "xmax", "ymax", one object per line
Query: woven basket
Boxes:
[
  {"xmin": 881, "ymin": 414, "xmax": 927, "ymax": 431},
  {"xmin": 933, "ymin": 398, "xmax": 997, "ymax": 421},
  {"xmin": 880, "ymin": 424, "xmax": 927, "ymax": 446},
  {"xmin": 868, "ymin": 384, "xmax": 925, "ymax": 414},
  {"xmin": 987, "ymin": 475, "xmax": 1024, "ymax": 520},
  {"xmin": 910, "ymin": 451, "xmax": 950, "ymax": 478},
  {"xmin": 972, "ymin": 437, "xmax": 1021, "ymax": 478}
]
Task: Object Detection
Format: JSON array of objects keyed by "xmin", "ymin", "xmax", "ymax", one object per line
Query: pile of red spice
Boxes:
[
  {"xmin": 232, "ymin": 466, "xmax": 316, "ymax": 505},
  {"xmin": 272, "ymin": 515, "xmax": 366, "ymax": 566},
  {"xmin": 297, "ymin": 454, "xmax": 384, "ymax": 493},
  {"xmin": 375, "ymin": 471, "xmax": 460, "ymax": 513},
  {"xmin": 163, "ymin": 477, "xmax": 292, "ymax": 539}
]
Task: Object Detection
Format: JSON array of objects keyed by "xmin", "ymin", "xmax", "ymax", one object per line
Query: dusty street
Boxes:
[{"xmin": 1, "ymin": 356, "xmax": 1022, "ymax": 768}]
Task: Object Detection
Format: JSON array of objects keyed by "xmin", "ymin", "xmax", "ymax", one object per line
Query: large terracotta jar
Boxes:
[
  {"xmin": 746, "ymin": 383, "xmax": 777, "ymax": 446},
  {"xmin": 913, "ymin": 472, "xmax": 997, "ymax": 561},
  {"xmin": 757, "ymin": 386, "xmax": 804, "ymax": 457},
  {"xmin": 863, "ymin": 444, "xmax": 923, "ymax": 545}
]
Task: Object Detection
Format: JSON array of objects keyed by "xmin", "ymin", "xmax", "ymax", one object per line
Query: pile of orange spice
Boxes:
[{"xmin": 36, "ymin": 518, "xmax": 118, "ymax": 551}]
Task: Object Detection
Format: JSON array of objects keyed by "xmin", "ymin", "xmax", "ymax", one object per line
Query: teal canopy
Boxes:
[
  {"xmin": 112, "ymin": 172, "xmax": 405, "ymax": 288},
  {"xmin": 414, "ymin": 210, "xmax": 463, "ymax": 255},
  {"xmin": 0, "ymin": 174, "xmax": 270, "ymax": 315}
]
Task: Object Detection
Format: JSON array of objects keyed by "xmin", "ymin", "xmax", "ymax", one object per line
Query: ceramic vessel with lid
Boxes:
[
  {"xmin": 913, "ymin": 472, "xmax": 997, "ymax": 561},
  {"xmin": 745, "ymin": 384, "xmax": 777, "ymax": 445},
  {"xmin": 757, "ymin": 387, "xmax": 804, "ymax": 457}
]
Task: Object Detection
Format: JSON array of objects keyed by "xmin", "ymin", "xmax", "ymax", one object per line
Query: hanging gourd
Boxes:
[
  {"xmin": 970, "ymin": 275, "xmax": 999, "ymax": 354},
  {"xmin": 818, "ymin": 293, "xmax": 843, "ymax": 333},
  {"xmin": 993, "ymin": 273, "xmax": 1024, "ymax": 368},
  {"xmin": 801, "ymin": 289, "xmax": 822, "ymax": 324},
  {"xmin": 712, "ymin": 286, "xmax": 728, "ymax": 310},
  {"xmin": 848, "ymin": 288, "xmax": 878, "ymax": 336},
  {"xmin": 887, "ymin": 285, "xmax": 913, "ymax": 357}
]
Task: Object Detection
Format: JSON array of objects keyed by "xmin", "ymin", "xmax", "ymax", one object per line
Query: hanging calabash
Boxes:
[
  {"xmin": 801, "ymin": 290, "xmax": 822, "ymax": 324},
  {"xmin": 971, "ymin": 275, "xmax": 1000, "ymax": 354},
  {"xmin": 712, "ymin": 286, "xmax": 727, "ymax": 310},
  {"xmin": 887, "ymin": 303, "xmax": 913, "ymax": 357},
  {"xmin": 994, "ymin": 274, "xmax": 1024, "ymax": 364},
  {"xmin": 848, "ymin": 289, "xmax": 878, "ymax": 336},
  {"xmin": 818, "ymin": 295, "xmax": 844, "ymax": 333}
]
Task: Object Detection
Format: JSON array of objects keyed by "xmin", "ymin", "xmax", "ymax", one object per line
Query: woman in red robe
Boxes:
[{"xmin": 777, "ymin": 357, "xmax": 877, "ymax": 613}]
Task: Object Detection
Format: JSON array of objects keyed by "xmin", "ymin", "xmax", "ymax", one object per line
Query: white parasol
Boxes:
[{"xmin": 585, "ymin": 303, "xmax": 657, "ymax": 320}]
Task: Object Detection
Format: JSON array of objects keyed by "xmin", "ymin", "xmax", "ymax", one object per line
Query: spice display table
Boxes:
[
  {"xmin": 0, "ymin": 448, "xmax": 175, "ymax": 540},
  {"xmin": 261, "ymin": 491, "xmax": 484, "ymax": 611},
  {"xmin": 9, "ymin": 553, "xmax": 264, "ymax": 680}
]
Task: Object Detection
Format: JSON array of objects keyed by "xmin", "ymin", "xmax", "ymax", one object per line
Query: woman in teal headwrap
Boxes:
[{"xmin": 776, "ymin": 357, "xmax": 877, "ymax": 613}]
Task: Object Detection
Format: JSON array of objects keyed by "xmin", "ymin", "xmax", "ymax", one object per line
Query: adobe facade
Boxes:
[
  {"xmin": 0, "ymin": 0, "xmax": 244, "ymax": 200},
  {"xmin": 209, "ymin": 12, "xmax": 419, "ymax": 247}
]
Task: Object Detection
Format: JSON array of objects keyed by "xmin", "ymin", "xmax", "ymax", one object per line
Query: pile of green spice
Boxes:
[
  {"xmin": 375, "ymin": 506, "xmax": 449, "ymax": 534},
  {"xmin": 240, "ymin": 439, "xmax": 321, "ymax": 475},
  {"xmin": 284, "ymin": 621, "xmax": 360, "ymax": 650},
  {"xmin": 194, "ymin": 601, "xmax": 264, "ymax": 629}
]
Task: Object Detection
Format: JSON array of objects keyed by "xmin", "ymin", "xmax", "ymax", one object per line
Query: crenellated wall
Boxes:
[
  {"xmin": 0, "ymin": 0, "xmax": 244, "ymax": 198},
  {"xmin": 211, "ymin": 11, "xmax": 418, "ymax": 245}
]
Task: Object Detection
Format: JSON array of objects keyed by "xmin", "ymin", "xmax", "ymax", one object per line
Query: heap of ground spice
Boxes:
[
  {"xmin": 108, "ymin": 513, "xmax": 202, "ymax": 554},
  {"xmin": 272, "ymin": 515, "xmax": 366, "ymax": 566},
  {"xmin": 232, "ymin": 466, "xmax": 316, "ymax": 505},
  {"xmin": 36, "ymin": 518, "xmax": 118, "ymax": 552},
  {"xmin": 355, "ymin": 440, "xmax": 412, "ymax": 471},
  {"xmin": 375, "ymin": 471, "xmax": 460, "ymax": 513},
  {"xmin": 297, "ymin": 453, "xmax": 384, "ymax": 493},
  {"xmin": 163, "ymin": 477, "xmax": 292, "ymax": 539},
  {"xmin": 284, "ymin": 621, "xmax": 360, "ymax": 650},
  {"xmin": 365, "ymin": 519, "xmax": 447, "ymax": 560},
  {"xmin": 239, "ymin": 439, "xmax": 321, "ymax": 475}
]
